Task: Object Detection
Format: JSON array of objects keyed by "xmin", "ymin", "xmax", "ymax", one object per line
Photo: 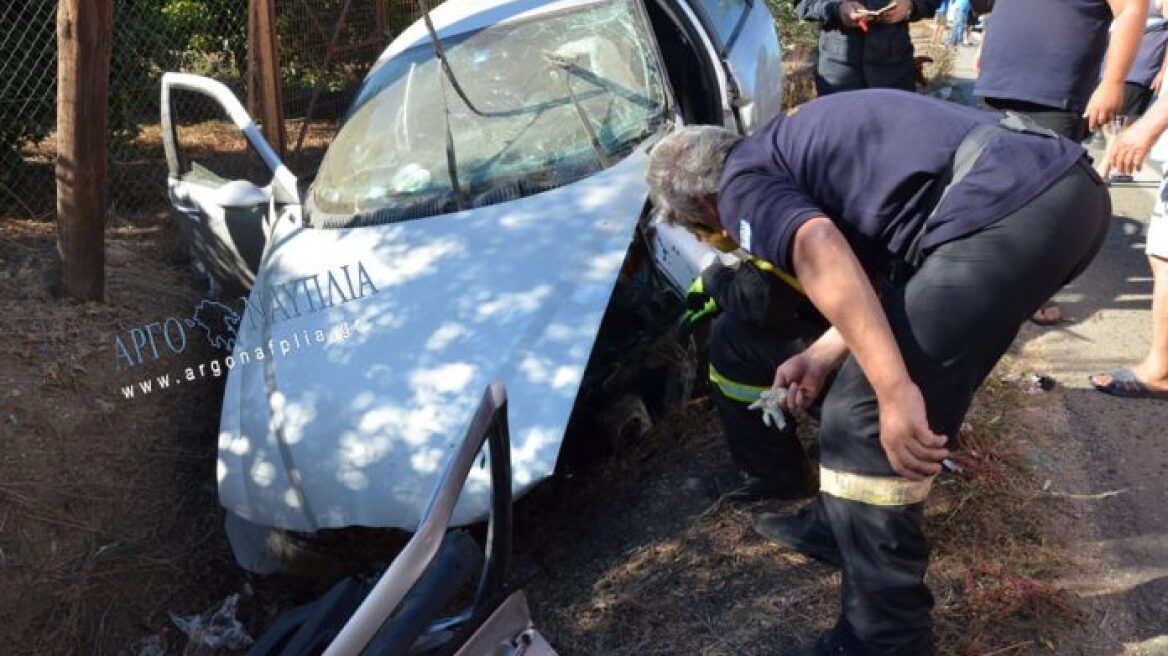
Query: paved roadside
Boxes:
[
  {"xmin": 1017, "ymin": 177, "xmax": 1168, "ymax": 655},
  {"xmin": 944, "ymin": 42, "xmax": 1168, "ymax": 655}
]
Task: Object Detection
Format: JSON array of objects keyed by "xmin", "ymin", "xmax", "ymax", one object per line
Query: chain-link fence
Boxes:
[
  {"xmin": 0, "ymin": 1, "xmax": 422, "ymax": 221},
  {"xmin": 1, "ymin": 0, "xmax": 59, "ymax": 219},
  {"xmin": 277, "ymin": 0, "xmax": 422, "ymax": 175}
]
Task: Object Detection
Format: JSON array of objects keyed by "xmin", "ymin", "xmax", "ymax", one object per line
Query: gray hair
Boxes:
[{"xmin": 646, "ymin": 125, "xmax": 742, "ymax": 228}]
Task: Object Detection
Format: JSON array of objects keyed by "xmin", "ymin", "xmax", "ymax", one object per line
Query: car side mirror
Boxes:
[{"xmin": 213, "ymin": 180, "xmax": 272, "ymax": 209}]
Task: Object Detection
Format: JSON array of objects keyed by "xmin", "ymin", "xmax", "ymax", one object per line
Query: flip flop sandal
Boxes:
[{"xmin": 1089, "ymin": 368, "xmax": 1168, "ymax": 399}]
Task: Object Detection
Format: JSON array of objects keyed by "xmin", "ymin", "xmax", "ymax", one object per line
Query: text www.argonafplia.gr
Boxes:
[{"xmin": 118, "ymin": 319, "xmax": 367, "ymax": 399}]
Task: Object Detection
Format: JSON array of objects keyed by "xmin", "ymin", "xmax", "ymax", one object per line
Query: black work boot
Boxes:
[
  {"xmin": 753, "ymin": 496, "xmax": 842, "ymax": 567},
  {"xmin": 782, "ymin": 627, "xmax": 863, "ymax": 655},
  {"xmin": 725, "ymin": 470, "xmax": 816, "ymax": 502}
]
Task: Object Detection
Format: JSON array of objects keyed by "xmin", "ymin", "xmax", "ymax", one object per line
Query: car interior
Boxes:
[{"xmin": 644, "ymin": 0, "xmax": 724, "ymax": 127}]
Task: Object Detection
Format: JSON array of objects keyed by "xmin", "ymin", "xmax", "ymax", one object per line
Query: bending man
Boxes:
[{"xmin": 645, "ymin": 89, "xmax": 1110, "ymax": 654}]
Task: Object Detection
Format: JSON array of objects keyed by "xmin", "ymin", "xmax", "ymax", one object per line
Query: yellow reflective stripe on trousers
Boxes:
[
  {"xmin": 820, "ymin": 466, "xmax": 933, "ymax": 506},
  {"xmin": 708, "ymin": 364, "xmax": 768, "ymax": 403}
]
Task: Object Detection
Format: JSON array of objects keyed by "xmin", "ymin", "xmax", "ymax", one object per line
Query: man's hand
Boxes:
[
  {"xmin": 773, "ymin": 349, "xmax": 834, "ymax": 412},
  {"xmin": 880, "ymin": 0, "xmax": 912, "ymax": 24},
  {"xmin": 1085, "ymin": 79, "xmax": 1125, "ymax": 132},
  {"xmin": 1105, "ymin": 118, "xmax": 1160, "ymax": 175},
  {"xmin": 878, "ymin": 383, "xmax": 949, "ymax": 480},
  {"xmin": 839, "ymin": 0, "xmax": 868, "ymax": 28}
]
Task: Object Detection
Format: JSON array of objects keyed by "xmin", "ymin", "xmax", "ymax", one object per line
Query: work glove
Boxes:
[
  {"xmin": 678, "ymin": 273, "xmax": 720, "ymax": 341},
  {"xmin": 747, "ymin": 388, "xmax": 789, "ymax": 431}
]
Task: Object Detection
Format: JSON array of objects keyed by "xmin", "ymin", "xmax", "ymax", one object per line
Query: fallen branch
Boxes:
[
  {"xmin": 1041, "ymin": 489, "xmax": 1127, "ymax": 500},
  {"xmin": 980, "ymin": 641, "xmax": 1034, "ymax": 655}
]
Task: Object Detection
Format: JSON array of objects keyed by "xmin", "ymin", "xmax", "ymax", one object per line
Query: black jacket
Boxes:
[{"xmin": 797, "ymin": 0, "xmax": 941, "ymax": 94}]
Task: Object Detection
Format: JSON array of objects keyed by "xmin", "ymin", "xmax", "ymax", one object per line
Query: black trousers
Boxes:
[
  {"xmin": 982, "ymin": 97, "xmax": 1089, "ymax": 142},
  {"xmin": 707, "ymin": 312, "xmax": 817, "ymax": 482},
  {"xmin": 1121, "ymin": 81, "xmax": 1155, "ymax": 118},
  {"xmin": 814, "ymin": 23, "xmax": 916, "ymax": 97},
  {"xmin": 818, "ymin": 159, "xmax": 1110, "ymax": 654}
]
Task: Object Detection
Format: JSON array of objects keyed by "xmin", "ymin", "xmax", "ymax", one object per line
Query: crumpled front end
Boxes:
[{"xmin": 216, "ymin": 152, "xmax": 650, "ymax": 533}]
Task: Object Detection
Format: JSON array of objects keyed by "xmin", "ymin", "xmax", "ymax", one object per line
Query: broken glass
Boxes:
[{"xmin": 310, "ymin": 0, "xmax": 669, "ymax": 221}]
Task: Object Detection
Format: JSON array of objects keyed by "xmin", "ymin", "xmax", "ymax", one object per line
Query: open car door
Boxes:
[
  {"xmin": 249, "ymin": 382, "xmax": 558, "ymax": 656},
  {"xmin": 160, "ymin": 73, "xmax": 301, "ymax": 298}
]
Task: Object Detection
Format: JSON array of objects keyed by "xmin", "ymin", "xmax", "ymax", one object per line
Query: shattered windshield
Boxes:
[{"xmin": 310, "ymin": 0, "xmax": 669, "ymax": 222}]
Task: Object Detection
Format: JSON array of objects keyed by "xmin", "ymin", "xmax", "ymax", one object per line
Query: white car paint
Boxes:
[
  {"xmin": 162, "ymin": 0, "xmax": 784, "ymax": 569},
  {"xmin": 218, "ymin": 152, "xmax": 650, "ymax": 532}
]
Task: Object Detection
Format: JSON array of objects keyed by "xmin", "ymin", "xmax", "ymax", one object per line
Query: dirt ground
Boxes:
[
  {"xmin": 2, "ymin": 27, "xmax": 1164, "ymax": 656},
  {"xmin": 0, "ymin": 204, "xmax": 1105, "ymax": 655},
  {"xmin": 0, "ymin": 212, "xmax": 244, "ymax": 654},
  {"xmin": 516, "ymin": 362, "xmax": 1116, "ymax": 656}
]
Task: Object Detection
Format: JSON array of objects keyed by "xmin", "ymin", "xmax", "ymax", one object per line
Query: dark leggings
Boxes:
[{"xmin": 817, "ymin": 159, "xmax": 1111, "ymax": 654}]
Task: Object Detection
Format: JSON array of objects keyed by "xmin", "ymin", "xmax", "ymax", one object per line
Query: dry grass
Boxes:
[
  {"xmin": 517, "ymin": 402, "xmax": 841, "ymax": 655},
  {"xmin": 518, "ymin": 361, "xmax": 1088, "ymax": 656},
  {"xmin": 0, "ymin": 215, "xmax": 247, "ymax": 654},
  {"xmin": 927, "ymin": 370, "xmax": 1084, "ymax": 654}
]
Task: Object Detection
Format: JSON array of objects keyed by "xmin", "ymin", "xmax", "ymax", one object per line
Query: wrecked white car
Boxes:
[{"xmin": 160, "ymin": 0, "xmax": 783, "ymax": 571}]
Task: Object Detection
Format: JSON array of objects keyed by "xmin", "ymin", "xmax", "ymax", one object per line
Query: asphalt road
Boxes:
[
  {"xmin": 1018, "ymin": 176, "xmax": 1168, "ymax": 655},
  {"xmin": 947, "ymin": 44, "xmax": 1168, "ymax": 655}
]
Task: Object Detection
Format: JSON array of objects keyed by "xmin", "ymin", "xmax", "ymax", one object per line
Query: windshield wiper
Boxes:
[
  {"xmin": 417, "ymin": 0, "xmax": 487, "ymax": 118},
  {"xmin": 542, "ymin": 52, "xmax": 658, "ymax": 111},
  {"xmin": 417, "ymin": 0, "xmax": 468, "ymax": 209},
  {"xmin": 544, "ymin": 52, "xmax": 612, "ymax": 169}
]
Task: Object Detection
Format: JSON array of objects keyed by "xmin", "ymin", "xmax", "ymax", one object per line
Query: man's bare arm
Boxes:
[
  {"xmin": 1086, "ymin": 0, "xmax": 1148, "ymax": 129},
  {"xmin": 791, "ymin": 217, "xmax": 949, "ymax": 479}
]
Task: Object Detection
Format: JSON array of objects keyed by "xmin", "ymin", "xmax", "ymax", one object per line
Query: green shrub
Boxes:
[{"xmin": 765, "ymin": 0, "xmax": 820, "ymax": 54}]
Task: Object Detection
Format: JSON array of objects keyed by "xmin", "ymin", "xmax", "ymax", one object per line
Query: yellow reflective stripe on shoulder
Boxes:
[
  {"xmin": 748, "ymin": 258, "xmax": 805, "ymax": 295},
  {"xmin": 819, "ymin": 466, "xmax": 933, "ymax": 506},
  {"xmin": 708, "ymin": 364, "xmax": 769, "ymax": 403}
]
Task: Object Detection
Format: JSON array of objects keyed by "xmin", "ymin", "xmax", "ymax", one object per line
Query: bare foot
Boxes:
[{"xmin": 1031, "ymin": 303, "xmax": 1063, "ymax": 326}]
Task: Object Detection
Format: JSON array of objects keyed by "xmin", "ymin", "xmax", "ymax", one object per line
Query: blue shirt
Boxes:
[
  {"xmin": 975, "ymin": 0, "xmax": 1112, "ymax": 112},
  {"xmin": 1127, "ymin": 1, "xmax": 1168, "ymax": 87},
  {"xmin": 717, "ymin": 90, "xmax": 1085, "ymax": 273}
]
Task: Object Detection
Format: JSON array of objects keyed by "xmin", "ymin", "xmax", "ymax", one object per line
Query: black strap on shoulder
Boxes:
[
  {"xmin": 902, "ymin": 122, "xmax": 1003, "ymax": 269},
  {"xmin": 895, "ymin": 111, "xmax": 1060, "ymax": 280}
]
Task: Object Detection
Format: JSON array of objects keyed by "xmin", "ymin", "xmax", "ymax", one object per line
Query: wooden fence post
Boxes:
[
  {"xmin": 56, "ymin": 0, "xmax": 114, "ymax": 302},
  {"xmin": 253, "ymin": 0, "xmax": 286, "ymax": 159}
]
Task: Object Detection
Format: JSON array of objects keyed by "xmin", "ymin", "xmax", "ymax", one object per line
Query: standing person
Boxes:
[
  {"xmin": 975, "ymin": 0, "xmax": 1146, "ymax": 143},
  {"xmin": 1121, "ymin": 0, "xmax": 1168, "ymax": 118},
  {"xmin": 930, "ymin": 0, "xmax": 950, "ymax": 47},
  {"xmin": 947, "ymin": 0, "xmax": 972, "ymax": 46},
  {"xmin": 1089, "ymin": 99, "xmax": 1168, "ymax": 398},
  {"xmin": 796, "ymin": 0, "xmax": 943, "ymax": 96},
  {"xmin": 976, "ymin": 0, "xmax": 1145, "ymax": 325},
  {"xmin": 645, "ymin": 89, "xmax": 1110, "ymax": 655}
]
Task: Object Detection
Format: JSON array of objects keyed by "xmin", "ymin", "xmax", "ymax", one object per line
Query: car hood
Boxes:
[{"xmin": 217, "ymin": 151, "xmax": 648, "ymax": 531}]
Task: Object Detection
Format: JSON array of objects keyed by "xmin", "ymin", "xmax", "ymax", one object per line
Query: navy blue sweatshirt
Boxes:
[{"xmin": 717, "ymin": 90, "xmax": 1084, "ymax": 273}]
